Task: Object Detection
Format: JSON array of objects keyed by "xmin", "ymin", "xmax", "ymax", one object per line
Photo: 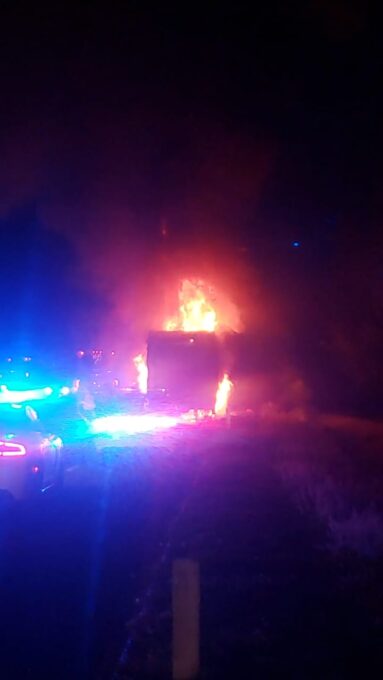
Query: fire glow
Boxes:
[
  {"xmin": 164, "ymin": 279, "xmax": 218, "ymax": 333},
  {"xmin": 0, "ymin": 386, "xmax": 53, "ymax": 404},
  {"xmin": 134, "ymin": 353, "xmax": 148, "ymax": 394},
  {"xmin": 215, "ymin": 373, "xmax": 233, "ymax": 416}
]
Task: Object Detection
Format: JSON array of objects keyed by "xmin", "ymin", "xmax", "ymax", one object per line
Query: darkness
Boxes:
[
  {"xmin": 0, "ymin": 1, "xmax": 382, "ymax": 411},
  {"xmin": 0, "ymin": 205, "xmax": 107, "ymax": 353},
  {"xmin": 1, "ymin": 6, "xmax": 383, "ymax": 679}
]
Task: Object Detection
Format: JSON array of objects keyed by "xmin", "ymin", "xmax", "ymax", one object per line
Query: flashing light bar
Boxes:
[{"xmin": 0, "ymin": 386, "xmax": 53, "ymax": 404}]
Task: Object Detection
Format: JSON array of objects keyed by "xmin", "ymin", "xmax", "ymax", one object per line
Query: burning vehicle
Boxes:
[
  {"xmin": 69, "ymin": 280, "xmax": 237, "ymax": 445},
  {"xmin": 142, "ymin": 279, "xmax": 237, "ymax": 416}
]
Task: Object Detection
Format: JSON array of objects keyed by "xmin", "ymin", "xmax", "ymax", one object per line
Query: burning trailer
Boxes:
[
  {"xmin": 147, "ymin": 331, "xmax": 222, "ymax": 411},
  {"xmin": 133, "ymin": 279, "xmax": 240, "ymax": 416}
]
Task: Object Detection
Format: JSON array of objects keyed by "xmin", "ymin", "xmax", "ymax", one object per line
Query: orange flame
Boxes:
[
  {"xmin": 164, "ymin": 279, "xmax": 217, "ymax": 333},
  {"xmin": 134, "ymin": 353, "xmax": 148, "ymax": 394},
  {"xmin": 215, "ymin": 373, "xmax": 233, "ymax": 416}
]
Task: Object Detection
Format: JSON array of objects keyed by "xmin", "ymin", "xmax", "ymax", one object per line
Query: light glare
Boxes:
[{"xmin": 90, "ymin": 413, "xmax": 178, "ymax": 436}]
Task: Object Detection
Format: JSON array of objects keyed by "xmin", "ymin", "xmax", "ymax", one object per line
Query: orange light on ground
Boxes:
[
  {"xmin": 134, "ymin": 353, "xmax": 148, "ymax": 394},
  {"xmin": 215, "ymin": 373, "xmax": 233, "ymax": 416}
]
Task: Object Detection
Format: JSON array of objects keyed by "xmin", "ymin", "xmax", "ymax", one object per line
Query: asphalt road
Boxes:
[{"xmin": 1, "ymin": 418, "xmax": 383, "ymax": 679}]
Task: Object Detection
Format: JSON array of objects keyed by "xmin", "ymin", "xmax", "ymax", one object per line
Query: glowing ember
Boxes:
[
  {"xmin": 165, "ymin": 279, "xmax": 217, "ymax": 333},
  {"xmin": 134, "ymin": 353, "xmax": 148, "ymax": 394},
  {"xmin": 215, "ymin": 373, "xmax": 233, "ymax": 416}
]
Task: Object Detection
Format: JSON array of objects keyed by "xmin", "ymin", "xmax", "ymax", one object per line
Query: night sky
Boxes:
[{"xmin": 0, "ymin": 2, "xmax": 381, "ymax": 408}]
